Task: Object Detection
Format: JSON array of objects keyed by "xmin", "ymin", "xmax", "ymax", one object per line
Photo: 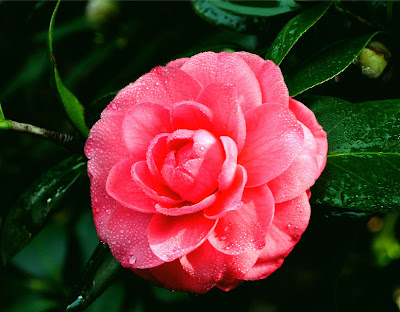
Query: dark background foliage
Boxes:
[{"xmin": 1, "ymin": 1, "xmax": 400, "ymax": 311}]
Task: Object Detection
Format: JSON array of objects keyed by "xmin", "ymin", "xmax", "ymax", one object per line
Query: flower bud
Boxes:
[
  {"xmin": 355, "ymin": 41, "xmax": 391, "ymax": 78},
  {"xmin": 86, "ymin": 0, "xmax": 119, "ymax": 28}
]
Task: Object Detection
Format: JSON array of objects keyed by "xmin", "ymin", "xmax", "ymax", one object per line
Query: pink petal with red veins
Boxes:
[
  {"xmin": 132, "ymin": 160, "xmax": 182, "ymax": 204},
  {"xmin": 106, "ymin": 158, "xmax": 156, "ymax": 213},
  {"xmin": 235, "ymin": 52, "xmax": 289, "ymax": 107},
  {"xmin": 107, "ymin": 206, "xmax": 165, "ymax": 269},
  {"xmin": 180, "ymin": 52, "xmax": 262, "ymax": 112},
  {"xmin": 238, "ymin": 104, "xmax": 304, "ymax": 187},
  {"xmin": 218, "ymin": 136, "xmax": 239, "ymax": 191},
  {"xmin": 155, "ymin": 193, "xmax": 217, "ymax": 216},
  {"xmin": 147, "ymin": 259, "xmax": 214, "ymax": 293},
  {"xmin": 85, "ymin": 114, "xmax": 130, "ymax": 182},
  {"xmin": 171, "ymin": 101, "xmax": 213, "ymax": 131},
  {"xmin": 166, "ymin": 57, "xmax": 189, "ymax": 69},
  {"xmin": 148, "ymin": 211, "xmax": 217, "ymax": 262},
  {"xmin": 197, "ymin": 83, "xmax": 246, "ymax": 152},
  {"xmin": 243, "ymin": 192, "xmax": 310, "ymax": 280},
  {"xmin": 268, "ymin": 123, "xmax": 319, "ymax": 203},
  {"xmin": 122, "ymin": 103, "xmax": 172, "ymax": 160},
  {"xmin": 180, "ymin": 240, "xmax": 260, "ymax": 288},
  {"xmin": 289, "ymin": 97, "xmax": 328, "ymax": 173},
  {"xmin": 102, "ymin": 66, "xmax": 202, "ymax": 117},
  {"xmin": 204, "ymin": 165, "xmax": 247, "ymax": 219},
  {"xmin": 208, "ymin": 185, "xmax": 274, "ymax": 255},
  {"xmin": 146, "ymin": 133, "xmax": 169, "ymax": 180}
]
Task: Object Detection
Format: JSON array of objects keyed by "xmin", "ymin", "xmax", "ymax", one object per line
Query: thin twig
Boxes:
[{"xmin": 6, "ymin": 120, "xmax": 85, "ymax": 155}]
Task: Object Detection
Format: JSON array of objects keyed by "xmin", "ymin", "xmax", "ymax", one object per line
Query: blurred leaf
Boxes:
[
  {"xmin": 49, "ymin": 0, "xmax": 90, "ymax": 137},
  {"xmin": 0, "ymin": 102, "xmax": 5, "ymax": 120},
  {"xmin": 309, "ymin": 96, "xmax": 400, "ymax": 212},
  {"xmin": 1, "ymin": 155, "xmax": 86, "ymax": 264},
  {"xmin": 66, "ymin": 243, "xmax": 122, "ymax": 312},
  {"xmin": 12, "ymin": 222, "xmax": 67, "ymax": 280},
  {"xmin": 210, "ymin": 0, "xmax": 300, "ymax": 17},
  {"xmin": 266, "ymin": 2, "xmax": 332, "ymax": 65},
  {"xmin": 285, "ymin": 31, "xmax": 380, "ymax": 96}
]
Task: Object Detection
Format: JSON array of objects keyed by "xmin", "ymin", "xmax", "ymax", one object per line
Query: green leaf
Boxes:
[
  {"xmin": 265, "ymin": 2, "xmax": 332, "ymax": 65},
  {"xmin": 210, "ymin": 0, "xmax": 301, "ymax": 17},
  {"xmin": 0, "ymin": 102, "xmax": 5, "ymax": 120},
  {"xmin": 66, "ymin": 243, "xmax": 122, "ymax": 312},
  {"xmin": 49, "ymin": 0, "xmax": 90, "ymax": 137},
  {"xmin": 284, "ymin": 31, "xmax": 380, "ymax": 96},
  {"xmin": 308, "ymin": 96, "xmax": 400, "ymax": 212},
  {"xmin": 1, "ymin": 155, "xmax": 86, "ymax": 264}
]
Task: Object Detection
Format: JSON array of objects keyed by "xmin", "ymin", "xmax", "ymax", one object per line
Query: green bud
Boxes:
[
  {"xmin": 355, "ymin": 41, "xmax": 391, "ymax": 78},
  {"xmin": 86, "ymin": 0, "xmax": 119, "ymax": 28}
]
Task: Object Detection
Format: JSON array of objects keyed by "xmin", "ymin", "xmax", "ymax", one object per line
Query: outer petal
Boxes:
[
  {"xmin": 147, "ymin": 259, "xmax": 214, "ymax": 293},
  {"xmin": 238, "ymin": 104, "xmax": 304, "ymax": 187},
  {"xmin": 106, "ymin": 158, "xmax": 156, "ymax": 213},
  {"xmin": 243, "ymin": 192, "xmax": 310, "ymax": 280},
  {"xmin": 102, "ymin": 66, "xmax": 202, "ymax": 117},
  {"xmin": 197, "ymin": 83, "xmax": 246, "ymax": 152},
  {"xmin": 171, "ymin": 101, "xmax": 213, "ymax": 131},
  {"xmin": 204, "ymin": 165, "xmax": 247, "ymax": 219},
  {"xmin": 132, "ymin": 161, "xmax": 182, "ymax": 204},
  {"xmin": 107, "ymin": 206, "xmax": 165, "ymax": 269},
  {"xmin": 268, "ymin": 123, "xmax": 319, "ymax": 203},
  {"xmin": 289, "ymin": 97, "xmax": 328, "ymax": 173},
  {"xmin": 90, "ymin": 180, "xmax": 117, "ymax": 242},
  {"xmin": 148, "ymin": 212, "xmax": 217, "ymax": 262},
  {"xmin": 208, "ymin": 185, "xmax": 274, "ymax": 255},
  {"xmin": 166, "ymin": 57, "xmax": 189, "ymax": 69},
  {"xmin": 235, "ymin": 52, "xmax": 289, "ymax": 107},
  {"xmin": 122, "ymin": 103, "xmax": 172, "ymax": 160},
  {"xmin": 180, "ymin": 240, "xmax": 259, "ymax": 288},
  {"xmin": 180, "ymin": 52, "xmax": 262, "ymax": 112},
  {"xmin": 86, "ymin": 113, "xmax": 129, "ymax": 182}
]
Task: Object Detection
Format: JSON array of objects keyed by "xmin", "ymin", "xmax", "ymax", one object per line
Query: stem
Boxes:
[{"xmin": 3, "ymin": 120, "xmax": 84, "ymax": 154}]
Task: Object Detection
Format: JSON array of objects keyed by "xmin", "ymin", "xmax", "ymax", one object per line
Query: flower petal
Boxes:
[
  {"xmin": 166, "ymin": 57, "xmax": 189, "ymax": 69},
  {"xmin": 180, "ymin": 52, "xmax": 262, "ymax": 112},
  {"xmin": 218, "ymin": 136, "xmax": 239, "ymax": 191},
  {"xmin": 171, "ymin": 101, "xmax": 213, "ymax": 131},
  {"xmin": 289, "ymin": 97, "xmax": 328, "ymax": 174},
  {"xmin": 85, "ymin": 113, "xmax": 130, "ymax": 182},
  {"xmin": 204, "ymin": 165, "xmax": 247, "ymax": 219},
  {"xmin": 107, "ymin": 206, "xmax": 165, "ymax": 269},
  {"xmin": 243, "ymin": 192, "xmax": 310, "ymax": 280},
  {"xmin": 106, "ymin": 158, "xmax": 156, "ymax": 213},
  {"xmin": 155, "ymin": 193, "xmax": 217, "ymax": 216},
  {"xmin": 102, "ymin": 66, "xmax": 202, "ymax": 117},
  {"xmin": 132, "ymin": 160, "xmax": 182, "ymax": 204},
  {"xmin": 147, "ymin": 259, "xmax": 214, "ymax": 293},
  {"xmin": 146, "ymin": 133, "xmax": 169, "ymax": 181},
  {"xmin": 208, "ymin": 185, "xmax": 274, "ymax": 255},
  {"xmin": 235, "ymin": 52, "xmax": 289, "ymax": 107},
  {"xmin": 122, "ymin": 103, "xmax": 172, "ymax": 160},
  {"xmin": 180, "ymin": 240, "xmax": 259, "ymax": 288},
  {"xmin": 197, "ymin": 83, "xmax": 246, "ymax": 152},
  {"xmin": 268, "ymin": 123, "xmax": 319, "ymax": 203},
  {"xmin": 238, "ymin": 104, "xmax": 304, "ymax": 187},
  {"xmin": 148, "ymin": 212, "xmax": 217, "ymax": 262}
]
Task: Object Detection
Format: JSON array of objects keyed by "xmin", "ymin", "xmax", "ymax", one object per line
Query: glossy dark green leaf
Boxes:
[
  {"xmin": 285, "ymin": 31, "xmax": 380, "ymax": 96},
  {"xmin": 49, "ymin": 0, "xmax": 90, "ymax": 137},
  {"xmin": 191, "ymin": 0, "xmax": 299, "ymax": 32},
  {"xmin": 66, "ymin": 243, "xmax": 122, "ymax": 312},
  {"xmin": 265, "ymin": 2, "xmax": 332, "ymax": 65},
  {"xmin": 1, "ymin": 155, "xmax": 86, "ymax": 264},
  {"xmin": 308, "ymin": 96, "xmax": 400, "ymax": 212},
  {"xmin": 210, "ymin": 0, "xmax": 300, "ymax": 17}
]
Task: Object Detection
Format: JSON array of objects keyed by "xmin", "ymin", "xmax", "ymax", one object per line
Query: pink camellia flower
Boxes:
[{"xmin": 85, "ymin": 51, "xmax": 328, "ymax": 293}]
